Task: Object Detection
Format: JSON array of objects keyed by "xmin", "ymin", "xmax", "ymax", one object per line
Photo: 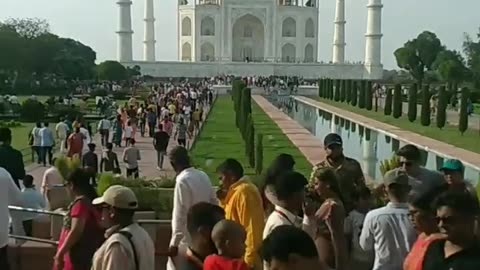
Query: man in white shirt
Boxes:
[
  {"xmin": 98, "ymin": 116, "xmax": 112, "ymax": 146},
  {"xmin": 359, "ymin": 169, "xmax": 417, "ymax": 270},
  {"xmin": 40, "ymin": 122, "xmax": 55, "ymax": 167},
  {"xmin": 166, "ymin": 146, "xmax": 217, "ymax": 270},
  {"xmin": 41, "ymin": 158, "xmax": 64, "ymax": 203},
  {"xmin": 92, "ymin": 185, "xmax": 155, "ymax": 270},
  {"xmin": 55, "ymin": 118, "xmax": 69, "ymax": 153},
  {"xmin": 0, "ymin": 167, "xmax": 22, "ymax": 270},
  {"xmin": 31, "ymin": 122, "xmax": 42, "ymax": 164},
  {"xmin": 122, "ymin": 139, "xmax": 141, "ymax": 178}
]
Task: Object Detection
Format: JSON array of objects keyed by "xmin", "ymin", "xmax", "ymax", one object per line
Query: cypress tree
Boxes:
[
  {"xmin": 345, "ymin": 80, "xmax": 351, "ymax": 103},
  {"xmin": 330, "ymin": 79, "xmax": 335, "ymax": 100},
  {"xmin": 340, "ymin": 80, "xmax": 346, "ymax": 102},
  {"xmin": 255, "ymin": 133, "xmax": 263, "ymax": 174},
  {"xmin": 247, "ymin": 117, "xmax": 255, "ymax": 167},
  {"xmin": 392, "ymin": 84, "xmax": 403, "ymax": 118},
  {"xmin": 318, "ymin": 79, "xmax": 322, "ymax": 97},
  {"xmin": 351, "ymin": 81, "xmax": 358, "ymax": 106},
  {"xmin": 420, "ymin": 85, "xmax": 431, "ymax": 126},
  {"xmin": 334, "ymin": 80, "xmax": 341, "ymax": 101},
  {"xmin": 436, "ymin": 86, "xmax": 447, "ymax": 129},
  {"xmin": 365, "ymin": 81, "xmax": 373, "ymax": 111},
  {"xmin": 358, "ymin": 81, "xmax": 366, "ymax": 109},
  {"xmin": 384, "ymin": 87, "xmax": 393, "ymax": 116},
  {"xmin": 407, "ymin": 83, "xmax": 418, "ymax": 122},
  {"xmin": 327, "ymin": 79, "xmax": 332, "ymax": 99},
  {"xmin": 458, "ymin": 87, "xmax": 469, "ymax": 134}
]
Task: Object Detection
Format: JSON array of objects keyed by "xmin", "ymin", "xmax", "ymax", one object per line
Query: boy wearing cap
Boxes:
[
  {"xmin": 92, "ymin": 185, "xmax": 155, "ymax": 270},
  {"xmin": 359, "ymin": 169, "xmax": 417, "ymax": 270},
  {"xmin": 310, "ymin": 133, "xmax": 365, "ymax": 212},
  {"xmin": 440, "ymin": 159, "xmax": 477, "ymax": 199}
]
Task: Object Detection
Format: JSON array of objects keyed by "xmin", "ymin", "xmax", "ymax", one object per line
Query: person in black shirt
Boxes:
[
  {"xmin": 422, "ymin": 190, "xmax": 480, "ymax": 270},
  {"xmin": 82, "ymin": 143, "xmax": 98, "ymax": 186},
  {"xmin": 176, "ymin": 202, "xmax": 225, "ymax": 270},
  {"xmin": 0, "ymin": 127, "xmax": 25, "ymax": 188},
  {"xmin": 153, "ymin": 123, "xmax": 170, "ymax": 170}
]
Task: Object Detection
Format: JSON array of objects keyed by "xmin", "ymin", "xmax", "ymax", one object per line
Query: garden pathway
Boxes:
[
  {"xmin": 252, "ymin": 95, "xmax": 325, "ymax": 166},
  {"xmin": 26, "ymin": 102, "xmax": 214, "ymax": 186}
]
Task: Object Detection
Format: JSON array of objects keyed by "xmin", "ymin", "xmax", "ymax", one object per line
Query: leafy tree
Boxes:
[
  {"xmin": 436, "ymin": 86, "xmax": 447, "ymax": 129},
  {"xmin": 3, "ymin": 18, "xmax": 50, "ymax": 39},
  {"xmin": 392, "ymin": 84, "xmax": 403, "ymax": 118},
  {"xmin": 394, "ymin": 31, "xmax": 444, "ymax": 86},
  {"xmin": 365, "ymin": 81, "xmax": 373, "ymax": 110},
  {"xmin": 408, "ymin": 83, "xmax": 418, "ymax": 122},
  {"xmin": 433, "ymin": 50, "xmax": 469, "ymax": 85},
  {"xmin": 351, "ymin": 81, "xmax": 358, "ymax": 106},
  {"xmin": 463, "ymin": 29, "xmax": 480, "ymax": 88},
  {"xmin": 384, "ymin": 87, "xmax": 393, "ymax": 116},
  {"xmin": 358, "ymin": 81, "xmax": 366, "ymax": 109},
  {"xmin": 458, "ymin": 87, "xmax": 469, "ymax": 134},
  {"xmin": 96, "ymin": 61, "xmax": 127, "ymax": 81},
  {"xmin": 420, "ymin": 85, "xmax": 431, "ymax": 126},
  {"xmin": 334, "ymin": 80, "xmax": 341, "ymax": 101}
]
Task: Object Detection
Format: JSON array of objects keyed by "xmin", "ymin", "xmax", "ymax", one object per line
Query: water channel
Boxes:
[{"xmin": 266, "ymin": 94, "xmax": 480, "ymax": 185}]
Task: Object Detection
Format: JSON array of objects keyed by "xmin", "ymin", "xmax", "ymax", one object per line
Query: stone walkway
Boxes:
[
  {"xmin": 27, "ymin": 104, "xmax": 213, "ymax": 186},
  {"xmin": 253, "ymin": 95, "xmax": 324, "ymax": 166},
  {"xmin": 296, "ymin": 96, "xmax": 480, "ymax": 170}
]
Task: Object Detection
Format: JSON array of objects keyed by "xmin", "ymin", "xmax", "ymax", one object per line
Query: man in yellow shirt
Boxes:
[{"xmin": 217, "ymin": 159, "xmax": 265, "ymax": 269}]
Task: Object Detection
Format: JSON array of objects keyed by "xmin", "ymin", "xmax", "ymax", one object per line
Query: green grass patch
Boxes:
[
  {"xmin": 314, "ymin": 98, "xmax": 480, "ymax": 154},
  {"xmin": 191, "ymin": 96, "xmax": 312, "ymax": 185}
]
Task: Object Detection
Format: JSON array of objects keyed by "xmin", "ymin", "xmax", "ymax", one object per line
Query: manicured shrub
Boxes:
[
  {"xmin": 408, "ymin": 83, "xmax": 418, "ymax": 122},
  {"xmin": 255, "ymin": 133, "xmax": 263, "ymax": 175},
  {"xmin": 436, "ymin": 86, "xmax": 447, "ymax": 129},
  {"xmin": 384, "ymin": 87, "xmax": 393, "ymax": 116},
  {"xmin": 20, "ymin": 99, "xmax": 46, "ymax": 122},
  {"xmin": 392, "ymin": 84, "xmax": 402, "ymax": 118},
  {"xmin": 358, "ymin": 81, "xmax": 366, "ymax": 109},
  {"xmin": 351, "ymin": 81, "xmax": 358, "ymax": 106},
  {"xmin": 365, "ymin": 81, "xmax": 373, "ymax": 111},
  {"xmin": 459, "ymin": 87, "xmax": 469, "ymax": 134},
  {"xmin": 345, "ymin": 80, "xmax": 351, "ymax": 103},
  {"xmin": 420, "ymin": 85, "xmax": 431, "ymax": 126},
  {"xmin": 340, "ymin": 80, "xmax": 346, "ymax": 102}
]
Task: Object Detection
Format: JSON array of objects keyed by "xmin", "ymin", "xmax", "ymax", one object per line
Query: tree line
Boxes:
[
  {"xmin": 318, "ymin": 79, "xmax": 471, "ymax": 135},
  {"xmin": 232, "ymin": 80, "xmax": 264, "ymax": 175},
  {"xmin": 0, "ymin": 18, "xmax": 140, "ymax": 95}
]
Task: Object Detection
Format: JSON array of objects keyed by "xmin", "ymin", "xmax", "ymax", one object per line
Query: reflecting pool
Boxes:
[{"xmin": 267, "ymin": 95, "xmax": 480, "ymax": 185}]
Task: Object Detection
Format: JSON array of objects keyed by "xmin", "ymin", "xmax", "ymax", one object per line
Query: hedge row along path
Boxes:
[
  {"xmin": 190, "ymin": 95, "xmax": 312, "ymax": 185},
  {"xmin": 26, "ymin": 103, "xmax": 214, "ymax": 188}
]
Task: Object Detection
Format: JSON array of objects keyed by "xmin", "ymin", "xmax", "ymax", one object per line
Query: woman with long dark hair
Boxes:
[
  {"xmin": 53, "ymin": 169, "xmax": 103, "ymax": 270},
  {"xmin": 309, "ymin": 167, "xmax": 348, "ymax": 270}
]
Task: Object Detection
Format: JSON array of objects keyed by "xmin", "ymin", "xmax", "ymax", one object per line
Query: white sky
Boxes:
[{"xmin": 1, "ymin": 0, "xmax": 479, "ymax": 69}]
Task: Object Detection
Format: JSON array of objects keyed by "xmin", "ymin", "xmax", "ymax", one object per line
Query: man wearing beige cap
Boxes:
[
  {"xmin": 92, "ymin": 185, "xmax": 155, "ymax": 270},
  {"xmin": 359, "ymin": 169, "xmax": 417, "ymax": 270}
]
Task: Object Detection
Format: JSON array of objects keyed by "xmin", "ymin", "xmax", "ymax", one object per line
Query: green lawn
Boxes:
[
  {"xmin": 191, "ymin": 96, "xmax": 312, "ymax": 185},
  {"xmin": 315, "ymin": 98, "xmax": 480, "ymax": 154}
]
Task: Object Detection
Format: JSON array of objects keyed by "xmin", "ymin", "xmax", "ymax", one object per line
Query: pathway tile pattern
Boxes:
[{"xmin": 297, "ymin": 96, "xmax": 480, "ymax": 171}]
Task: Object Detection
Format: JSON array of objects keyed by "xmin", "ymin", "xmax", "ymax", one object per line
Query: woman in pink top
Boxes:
[{"xmin": 53, "ymin": 169, "xmax": 103, "ymax": 270}]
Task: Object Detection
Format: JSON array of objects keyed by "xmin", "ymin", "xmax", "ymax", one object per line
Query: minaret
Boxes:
[
  {"xmin": 116, "ymin": 0, "xmax": 133, "ymax": 62},
  {"xmin": 364, "ymin": 0, "xmax": 383, "ymax": 79},
  {"xmin": 332, "ymin": 0, "xmax": 346, "ymax": 64},
  {"xmin": 143, "ymin": 0, "xmax": 156, "ymax": 62}
]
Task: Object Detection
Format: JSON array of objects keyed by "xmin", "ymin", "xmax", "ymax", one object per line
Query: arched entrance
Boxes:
[{"xmin": 232, "ymin": 14, "xmax": 264, "ymax": 62}]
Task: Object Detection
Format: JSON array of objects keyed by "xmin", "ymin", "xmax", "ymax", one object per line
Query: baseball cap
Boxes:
[
  {"xmin": 383, "ymin": 169, "xmax": 409, "ymax": 186},
  {"xmin": 440, "ymin": 159, "xmax": 464, "ymax": 172},
  {"xmin": 93, "ymin": 185, "xmax": 138, "ymax": 210},
  {"xmin": 324, "ymin": 133, "xmax": 343, "ymax": 148}
]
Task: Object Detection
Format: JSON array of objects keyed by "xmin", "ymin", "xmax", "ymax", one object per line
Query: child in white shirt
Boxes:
[
  {"xmin": 124, "ymin": 120, "xmax": 134, "ymax": 146},
  {"xmin": 344, "ymin": 188, "xmax": 374, "ymax": 270}
]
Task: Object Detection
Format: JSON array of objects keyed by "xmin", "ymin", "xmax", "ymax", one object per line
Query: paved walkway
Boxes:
[
  {"xmin": 27, "ymin": 104, "xmax": 213, "ymax": 186},
  {"xmin": 297, "ymin": 96, "xmax": 480, "ymax": 170},
  {"xmin": 253, "ymin": 95, "xmax": 324, "ymax": 166},
  {"xmin": 376, "ymin": 97, "xmax": 480, "ymax": 130}
]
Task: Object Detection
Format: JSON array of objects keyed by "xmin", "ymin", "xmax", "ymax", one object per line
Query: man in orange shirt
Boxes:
[{"xmin": 217, "ymin": 159, "xmax": 265, "ymax": 269}]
